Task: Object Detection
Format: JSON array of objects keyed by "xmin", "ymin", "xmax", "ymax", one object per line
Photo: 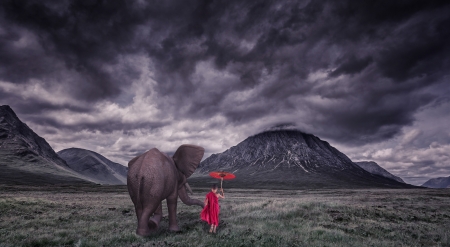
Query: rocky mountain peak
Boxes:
[
  {"xmin": 191, "ymin": 129, "xmax": 412, "ymax": 189},
  {"xmin": 0, "ymin": 105, "xmax": 17, "ymax": 121},
  {"xmin": 0, "ymin": 105, "xmax": 69, "ymax": 169},
  {"xmin": 198, "ymin": 130, "xmax": 360, "ymax": 174},
  {"xmin": 0, "ymin": 105, "xmax": 92, "ymax": 185}
]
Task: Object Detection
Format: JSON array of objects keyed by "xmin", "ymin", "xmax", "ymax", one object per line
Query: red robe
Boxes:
[{"xmin": 200, "ymin": 192, "xmax": 219, "ymax": 226}]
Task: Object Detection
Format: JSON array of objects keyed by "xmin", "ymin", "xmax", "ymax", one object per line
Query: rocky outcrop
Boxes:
[{"xmin": 355, "ymin": 161, "xmax": 405, "ymax": 183}]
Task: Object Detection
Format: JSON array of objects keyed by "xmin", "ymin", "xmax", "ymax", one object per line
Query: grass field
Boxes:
[{"xmin": 1, "ymin": 185, "xmax": 449, "ymax": 247}]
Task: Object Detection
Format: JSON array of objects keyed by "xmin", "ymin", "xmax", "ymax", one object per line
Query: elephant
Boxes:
[{"xmin": 127, "ymin": 144, "xmax": 205, "ymax": 236}]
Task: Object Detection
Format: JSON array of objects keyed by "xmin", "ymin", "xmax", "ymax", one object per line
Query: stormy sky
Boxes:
[{"xmin": 1, "ymin": 0, "xmax": 449, "ymax": 185}]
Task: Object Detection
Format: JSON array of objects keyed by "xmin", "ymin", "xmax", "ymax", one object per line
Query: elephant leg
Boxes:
[
  {"xmin": 136, "ymin": 202, "xmax": 160, "ymax": 236},
  {"xmin": 167, "ymin": 193, "xmax": 180, "ymax": 232},
  {"xmin": 134, "ymin": 204, "xmax": 143, "ymax": 227},
  {"xmin": 148, "ymin": 203, "xmax": 162, "ymax": 230},
  {"xmin": 129, "ymin": 182, "xmax": 142, "ymax": 228}
]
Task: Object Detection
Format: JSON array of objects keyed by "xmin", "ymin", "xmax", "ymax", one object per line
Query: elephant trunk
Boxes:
[
  {"xmin": 185, "ymin": 182, "xmax": 194, "ymax": 195},
  {"xmin": 178, "ymin": 184, "xmax": 204, "ymax": 208}
]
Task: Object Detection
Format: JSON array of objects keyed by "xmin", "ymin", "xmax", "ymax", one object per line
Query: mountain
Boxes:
[
  {"xmin": 57, "ymin": 148, "xmax": 128, "ymax": 185},
  {"xmin": 422, "ymin": 176, "xmax": 450, "ymax": 188},
  {"xmin": 190, "ymin": 130, "xmax": 414, "ymax": 189},
  {"xmin": 355, "ymin": 161, "xmax": 405, "ymax": 183},
  {"xmin": 0, "ymin": 105, "xmax": 92, "ymax": 185}
]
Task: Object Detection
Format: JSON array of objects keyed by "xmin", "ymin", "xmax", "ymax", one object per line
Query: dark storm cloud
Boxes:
[
  {"xmin": 305, "ymin": 83, "xmax": 437, "ymax": 144},
  {"xmin": 1, "ymin": 0, "xmax": 450, "ymax": 146},
  {"xmin": 25, "ymin": 114, "xmax": 168, "ymax": 134},
  {"xmin": 0, "ymin": 85, "xmax": 92, "ymax": 119},
  {"xmin": 329, "ymin": 56, "xmax": 373, "ymax": 78},
  {"xmin": 15, "ymin": 100, "xmax": 91, "ymax": 115},
  {"xmin": 0, "ymin": 0, "xmax": 143, "ymax": 101}
]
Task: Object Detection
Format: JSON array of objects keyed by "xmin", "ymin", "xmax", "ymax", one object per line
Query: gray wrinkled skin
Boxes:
[{"xmin": 127, "ymin": 144, "xmax": 205, "ymax": 236}]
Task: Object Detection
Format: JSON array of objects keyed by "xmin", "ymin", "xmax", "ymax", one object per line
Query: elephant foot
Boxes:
[
  {"xmin": 169, "ymin": 225, "xmax": 181, "ymax": 232},
  {"xmin": 148, "ymin": 218, "xmax": 159, "ymax": 231},
  {"xmin": 136, "ymin": 227, "xmax": 152, "ymax": 237}
]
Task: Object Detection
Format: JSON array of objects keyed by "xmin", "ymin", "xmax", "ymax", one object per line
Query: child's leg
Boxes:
[
  {"xmin": 213, "ymin": 224, "xmax": 217, "ymax": 233},
  {"xmin": 209, "ymin": 224, "xmax": 213, "ymax": 233}
]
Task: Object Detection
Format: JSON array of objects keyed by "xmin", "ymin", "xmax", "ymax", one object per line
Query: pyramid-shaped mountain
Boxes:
[
  {"xmin": 0, "ymin": 105, "xmax": 92, "ymax": 185},
  {"xmin": 58, "ymin": 148, "xmax": 128, "ymax": 185},
  {"xmin": 191, "ymin": 130, "xmax": 414, "ymax": 189}
]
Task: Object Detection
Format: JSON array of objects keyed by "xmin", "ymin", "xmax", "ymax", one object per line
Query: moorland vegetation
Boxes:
[{"xmin": 1, "ymin": 185, "xmax": 449, "ymax": 247}]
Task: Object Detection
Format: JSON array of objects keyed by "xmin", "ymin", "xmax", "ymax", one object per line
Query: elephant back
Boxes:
[{"xmin": 127, "ymin": 148, "xmax": 177, "ymax": 203}]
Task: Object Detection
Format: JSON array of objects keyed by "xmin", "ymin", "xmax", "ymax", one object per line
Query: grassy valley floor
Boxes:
[{"xmin": 0, "ymin": 185, "xmax": 449, "ymax": 247}]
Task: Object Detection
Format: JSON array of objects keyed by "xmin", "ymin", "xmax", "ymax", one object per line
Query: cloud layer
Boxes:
[{"xmin": 1, "ymin": 0, "xmax": 449, "ymax": 185}]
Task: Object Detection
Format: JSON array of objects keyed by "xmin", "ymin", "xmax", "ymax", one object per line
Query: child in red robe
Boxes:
[{"xmin": 200, "ymin": 183, "xmax": 225, "ymax": 233}]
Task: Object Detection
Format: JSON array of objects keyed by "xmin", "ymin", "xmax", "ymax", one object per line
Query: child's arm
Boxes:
[{"xmin": 218, "ymin": 188, "xmax": 225, "ymax": 199}]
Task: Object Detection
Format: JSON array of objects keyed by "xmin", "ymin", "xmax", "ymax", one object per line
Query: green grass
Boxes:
[{"xmin": 0, "ymin": 186, "xmax": 449, "ymax": 246}]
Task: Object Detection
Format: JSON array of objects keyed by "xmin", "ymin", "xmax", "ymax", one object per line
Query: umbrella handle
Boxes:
[{"xmin": 220, "ymin": 178, "xmax": 223, "ymax": 189}]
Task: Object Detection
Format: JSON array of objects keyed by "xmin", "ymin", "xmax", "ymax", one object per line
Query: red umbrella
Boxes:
[{"xmin": 209, "ymin": 171, "xmax": 235, "ymax": 189}]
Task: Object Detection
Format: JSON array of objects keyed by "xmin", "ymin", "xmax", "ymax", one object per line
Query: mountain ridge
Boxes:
[
  {"xmin": 422, "ymin": 176, "xmax": 450, "ymax": 188},
  {"xmin": 57, "ymin": 147, "xmax": 128, "ymax": 185},
  {"xmin": 0, "ymin": 105, "xmax": 93, "ymax": 185},
  {"xmin": 191, "ymin": 130, "xmax": 415, "ymax": 189},
  {"xmin": 355, "ymin": 161, "xmax": 405, "ymax": 183}
]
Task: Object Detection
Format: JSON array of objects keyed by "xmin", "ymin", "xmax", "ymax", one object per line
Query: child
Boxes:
[{"xmin": 200, "ymin": 182, "xmax": 225, "ymax": 233}]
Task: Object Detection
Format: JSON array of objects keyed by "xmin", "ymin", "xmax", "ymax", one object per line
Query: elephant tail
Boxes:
[{"xmin": 138, "ymin": 176, "xmax": 146, "ymax": 211}]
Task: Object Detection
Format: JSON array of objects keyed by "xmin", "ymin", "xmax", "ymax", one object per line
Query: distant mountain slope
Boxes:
[
  {"xmin": 191, "ymin": 130, "xmax": 414, "ymax": 189},
  {"xmin": 422, "ymin": 176, "xmax": 450, "ymax": 188},
  {"xmin": 355, "ymin": 161, "xmax": 405, "ymax": 183},
  {"xmin": 0, "ymin": 105, "xmax": 92, "ymax": 185},
  {"xmin": 58, "ymin": 148, "xmax": 128, "ymax": 185}
]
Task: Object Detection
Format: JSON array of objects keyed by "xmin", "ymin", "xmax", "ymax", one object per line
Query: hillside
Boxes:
[
  {"xmin": 355, "ymin": 161, "xmax": 405, "ymax": 183},
  {"xmin": 0, "ymin": 105, "xmax": 92, "ymax": 185},
  {"xmin": 190, "ymin": 130, "xmax": 415, "ymax": 189},
  {"xmin": 422, "ymin": 176, "xmax": 450, "ymax": 188},
  {"xmin": 58, "ymin": 148, "xmax": 128, "ymax": 185}
]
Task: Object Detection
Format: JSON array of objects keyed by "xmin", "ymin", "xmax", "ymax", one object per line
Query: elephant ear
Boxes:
[{"xmin": 172, "ymin": 144, "xmax": 205, "ymax": 178}]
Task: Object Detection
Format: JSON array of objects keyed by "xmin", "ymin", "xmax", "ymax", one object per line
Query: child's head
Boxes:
[{"xmin": 211, "ymin": 184, "xmax": 218, "ymax": 193}]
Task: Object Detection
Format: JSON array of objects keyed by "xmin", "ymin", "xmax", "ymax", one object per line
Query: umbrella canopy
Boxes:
[{"xmin": 209, "ymin": 171, "xmax": 236, "ymax": 180}]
